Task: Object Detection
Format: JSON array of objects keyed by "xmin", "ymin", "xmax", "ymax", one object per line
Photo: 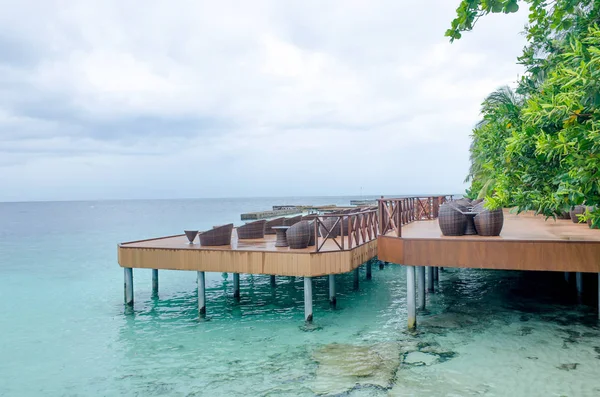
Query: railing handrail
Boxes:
[
  {"xmin": 377, "ymin": 196, "xmax": 451, "ymax": 237},
  {"xmin": 314, "ymin": 208, "xmax": 379, "ymax": 252}
]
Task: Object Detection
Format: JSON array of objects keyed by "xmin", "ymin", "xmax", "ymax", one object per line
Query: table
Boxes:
[
  {"xmin": 272, "ymin": 226, "xmax": 291, "ymax": 247},
  {"xmin": 462, "ymin": 211, "xmax": 478, "ymax": 235}
]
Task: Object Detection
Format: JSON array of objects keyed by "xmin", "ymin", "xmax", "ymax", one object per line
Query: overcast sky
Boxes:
[{"xmin": 0, "ymin": 1, "xmax": 528, "ymax": 202}]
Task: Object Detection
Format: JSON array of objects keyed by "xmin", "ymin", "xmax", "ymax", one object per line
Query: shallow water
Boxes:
[{"xmin": 1, "ymin": 198, "xmax": 600, "ymax": 396}]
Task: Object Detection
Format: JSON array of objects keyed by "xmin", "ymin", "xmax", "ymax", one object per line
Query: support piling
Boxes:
[
  {"xmin": 576, "ymin": 272, "xmax": 583, "ymax": 299},
  {"xmin": 270, "ymin": 275, "xmax": 276, "ymax": 288},
  {"xmin": 407, "ymin": 266, "xmax": 416, "ymax": 330},
  {"xmin": 304, "ymin": 277, "xmax": 313, "ymax": 323},
  {"xmin": 152, "ymin": 269, "xmax": 158, "ymax": 296},
  {"xmin": 353, "ymin": 268, "xmax": 359, "ymax": 290},
  {"xmin": 417, "ymin": 266, "xmax": 425, "ymax": 310},
  {"xmin": 427, "ymin": 266, "xmax": 434, "ymax": 292},
  {"xmin": 124, "ymin": 268, "xmax": 133, "ymax": 306},
  {"xmin": 197, "ymin": 271, "xmax": 206, "ymax": 317},
  {"xmin": 233, "ymin": 273, "xmax": 240, "ymax": 300},
  {"xmin": 366, "ymin": 261, "xmax": 372, "ymax": 280},
  {"xmin": 328, "ymin": 274, "xmax": 336, "ymax": 307}
]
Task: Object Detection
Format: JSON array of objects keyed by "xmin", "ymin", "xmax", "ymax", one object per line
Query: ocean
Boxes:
[{"xmin": 1, "ymin": 197, "xmax": 600, "ymax": 396}]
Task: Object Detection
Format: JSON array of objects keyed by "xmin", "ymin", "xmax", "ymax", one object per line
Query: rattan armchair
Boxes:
[
  {"xmin": 570, "ymin": 205, "xmax": 586, "ymax": 223},
  {"xmin": 474, "ymin": 209, "xmax": 504, "ymax": 236},
  {"xmin": 454, "ymin": 198, "xmax": 472, "ymax": 207},
  {"xmin": 438, "ymin": 203, "xmax": 467, "ymax": 236},
  {"xmin": 287, "ymin": 220, "xmax": 311, "ymax": 249},
  {"xmin": 283, "ymin": 215, "xmax": 302, "ymax": 226},
  {"xmin": 319, "ymin": 216, "xmax": 341, "ymax": 237},
  {"xmin": 237, "ymin": 220, "xmax": 266, "ymax": 239},
  {"xmin": 199, "ymin": 223, "xmax": 233, "ymax": 246}
]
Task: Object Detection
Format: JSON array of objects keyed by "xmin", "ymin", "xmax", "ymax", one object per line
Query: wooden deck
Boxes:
[
  {"xmin": 119, "ymin": 230, "xmax": 378, "ymax": 277},
  {"xmin": 378, "ymin": 209, "xmax": 600, "ymax": 272}
]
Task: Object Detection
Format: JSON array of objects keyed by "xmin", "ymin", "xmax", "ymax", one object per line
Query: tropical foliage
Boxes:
[{"xmin": 450, "ymin": 0, "xmax": 600, "ymax": 226}]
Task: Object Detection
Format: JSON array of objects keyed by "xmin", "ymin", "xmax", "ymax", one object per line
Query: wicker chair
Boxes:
[
  {"xmin": 199, "ymin": 223, "xmax": 233, "ymax": 246},
  {"xmin": 307, "ymin": 221, "xmax": 316, "ymax": 246},
  {"xmin": 265, "ymin": 217, "xmax": 285, "ymax": 234},
  {"xmin": 438, "ymin": 203, "xmax": 467, "ymax": 236},
  {"xmin": 454, "ymin": 198, "xmax": 472, "ymax": 207},
  {"xmin": 558, "ymin": 211, "xmax": 571, "ymax": 220},
  {"xmin": 237, "ymin": 220, "xmax": 266, "ymax": 239},
  {"xmin": 471, "ymin": 198, "xmax": 484, "ymax": 205},
  {"xmin": 319, "ymin": 216, "xmax": 340, "ymax": 238},
  {"xmin": 283, "ymin": 215, "xmax": 302, "ymax": 226},
  {"xmin": 472, "ymin": 201, "xmax": 486, "ymax": 213},
  {"xmin": 287, "ymin": 220, "xmax": 311, "ymax": 249},
  {"xmin": 570, "ymin": 205, "xmax": 586, "ymax": 223},
  {"xmin": 474, "ymin": 209, "xmax": 504, "ymax": 236}
]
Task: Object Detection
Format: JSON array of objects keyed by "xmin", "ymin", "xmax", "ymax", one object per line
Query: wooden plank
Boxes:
[
  {"xmin": 119, "ymin": 238, "xmax": 378, "ymax": 277},
  {"xmin": 398, "ymin": 210, "xmax": 600, "ymax": 242},
  {"xmin": 378, "ymin": 235, "xmax": 600, "ymax": 272},
  {"xmin": 376, "ymin": 205, "xmax": 600, "ymax": 273}
]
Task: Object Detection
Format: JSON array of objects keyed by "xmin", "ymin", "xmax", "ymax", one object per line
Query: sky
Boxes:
[{"xmin": 0, "ymin": 1, "xmax": 529, "ymax": 202}]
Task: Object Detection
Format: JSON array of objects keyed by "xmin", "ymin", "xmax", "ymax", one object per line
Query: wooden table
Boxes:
[{"xmin": 272, "ymin": 226, "xmax": 291, "ymax": 247}]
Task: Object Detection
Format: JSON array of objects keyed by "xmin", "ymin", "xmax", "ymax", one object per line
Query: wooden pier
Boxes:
[
  {"xmin": 118, "ymin": 196, "xmax": 600, "ymax": 327},
  {"xmin": 377, "ymin": 198, "xmax": 600, "ymax": 329},
  {"xmin": 240, "ymin": 204, "xmax": 365, "ymax": 220},
  {"xmin": 119, "ymin": 208, "xmax": 380, "ymax": 322}
]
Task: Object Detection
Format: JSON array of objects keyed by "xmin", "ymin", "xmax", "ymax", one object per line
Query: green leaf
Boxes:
[{"xmin": 506, "ymin": 2, "xmax": 519, "ymax": 13}]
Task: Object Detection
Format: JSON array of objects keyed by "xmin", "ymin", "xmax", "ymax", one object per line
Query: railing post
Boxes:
[
  {"xmin": 396, "ymin": 200, "xmax": 401, "ymax": 237},
  {"xmin": 374, "ymin": 211, "xmax": 378, "ymax": 238},
  {"xmin": 314, "ymin": 218, "xmax": 319, "ymax": 252},
  {"xmin": 378, "ymin": 200, "xmax": 384, "ymax": 235},
  {"xmin": 429, "ymin": 197, "xmax": 433, "ymax": 219},
  {"xmin": 348, "ymin": 215, "xmax": 353, "ymax": 249},
  {"xmin": 340, "ymin": 215, "xmax": 344, "ymax": 250}
]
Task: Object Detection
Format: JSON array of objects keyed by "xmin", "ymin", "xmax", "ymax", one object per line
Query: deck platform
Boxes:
[
  {"xmin": 376, "ymin": 198, "xmax": 600, "ymax": 329},
  {"xmin": 378, "ymin": 209, "xmax": 600, "ymax": 273},
  {"xmin": 119, "ymin": 231, "xmax": 377, "ymax": 277},
  {"xmin": 118, "ymin": 207, "xmax": 382, "ymax": 322}
]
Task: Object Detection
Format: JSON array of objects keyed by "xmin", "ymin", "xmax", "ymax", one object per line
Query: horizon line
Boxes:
[{"xmin": 0, "ymin": 192, "xmax": 462, "ymax": 205}]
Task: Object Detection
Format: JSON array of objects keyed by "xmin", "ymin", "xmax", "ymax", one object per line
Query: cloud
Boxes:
[{"xmin": 0, "ymin": 0, "xmax": 529, "ymax": 201}]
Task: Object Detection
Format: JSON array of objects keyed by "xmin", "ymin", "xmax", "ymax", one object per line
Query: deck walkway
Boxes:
[
  {"xmin": 118, "ymin": 206, "xmax": 386, "ymax": 322},
  {"xmin": 378, "ymin": 209, "xmax": 600, "ymax": 272},
  {"xmin": 119, "ymin": 196, "xmax": 600, "ymax": 328},
  {"xmin": 119, "ymin": 231, "xmax": 377, "ymax": 277},
  {"xmin": 376, "ymin": 198, "xmax": 600, "ymax": 329}
]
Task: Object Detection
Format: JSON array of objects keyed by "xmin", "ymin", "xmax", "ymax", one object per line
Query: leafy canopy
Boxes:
[{"xmin": 450, "ymin": 0, "xmax": 600, "ymax": 226}]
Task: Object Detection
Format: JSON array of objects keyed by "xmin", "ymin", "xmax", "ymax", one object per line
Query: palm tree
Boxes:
[{"xmin": 466, "ymin": 86, "xmax": 523, "ymax": 199}]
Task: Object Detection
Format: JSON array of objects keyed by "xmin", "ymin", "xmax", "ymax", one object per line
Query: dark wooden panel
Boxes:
[
  {"xmin": 377, "ymin": 235, "xmax": 404, "ymax": 264},
  {"xmin": 378, "ymin": 236, "xmax": 600, "ymax": 273}
]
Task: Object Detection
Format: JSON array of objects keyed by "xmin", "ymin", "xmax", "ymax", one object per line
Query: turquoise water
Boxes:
[{"xmin": 2, "ymin": 197, "xmax": 600, "ymax": 396}]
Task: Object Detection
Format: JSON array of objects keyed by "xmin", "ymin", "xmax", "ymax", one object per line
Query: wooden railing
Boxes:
[
  {"xmin": 314, "ymin": 208, "xmax": 379, "ymax": 252},
  {"xmin": 378, "ymin": 196, "xmax": 450, "ymax": 237}
]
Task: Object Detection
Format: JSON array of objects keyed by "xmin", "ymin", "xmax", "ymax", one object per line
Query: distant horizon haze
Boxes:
[{"xmin": 0, "ymin": 191, "xmax": 464, "ymax": 204}]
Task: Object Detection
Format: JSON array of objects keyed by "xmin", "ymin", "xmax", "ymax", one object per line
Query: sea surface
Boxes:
[{"xmin": 1, "ymin": 197, "xmax": 600, "ymax": 396}]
